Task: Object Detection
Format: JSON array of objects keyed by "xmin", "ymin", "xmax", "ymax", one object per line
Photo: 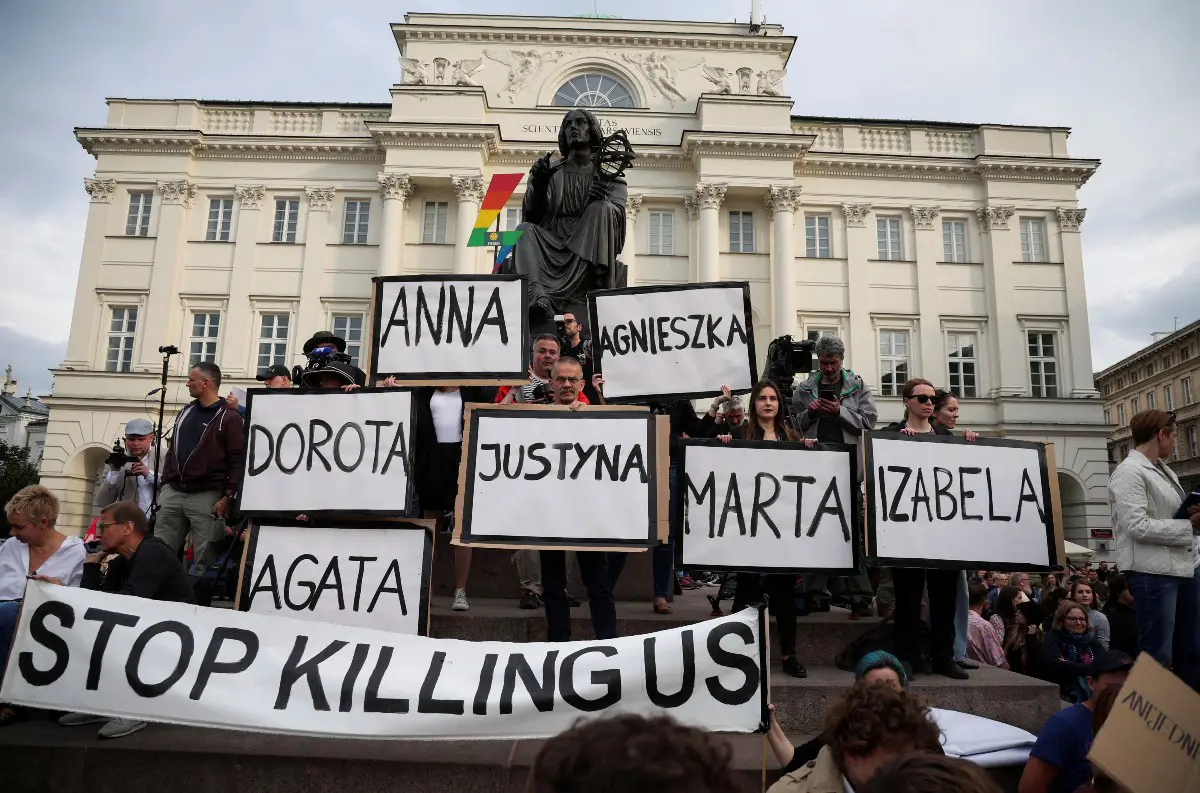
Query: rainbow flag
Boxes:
[{"xmin": 467, "ymin": 173, "xmax": 525, "ymax": 266}]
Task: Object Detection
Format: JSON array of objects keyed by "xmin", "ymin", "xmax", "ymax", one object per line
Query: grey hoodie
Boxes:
[{"xmin": 791, "ymin": 368, "xmax": 878, "ymax": 445}]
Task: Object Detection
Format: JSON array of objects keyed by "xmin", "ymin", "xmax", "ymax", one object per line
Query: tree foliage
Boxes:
[{"xmin": 0, "ymin": 441, "xmax": 40, "ymax": 533}]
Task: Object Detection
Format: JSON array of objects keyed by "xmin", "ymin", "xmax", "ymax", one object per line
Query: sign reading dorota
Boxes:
[
  {"xmin": 239, "ymin": 388, "xmax": 416, "ymax": 518},
  {"xmin": 371, "ymin": 275, "xmax": 527, "ymax": 383},
  {"xmin": 587, "ymin": 282, "xmax": 758, "ymax": 403}
]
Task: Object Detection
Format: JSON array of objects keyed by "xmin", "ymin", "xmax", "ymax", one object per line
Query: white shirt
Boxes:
[
  {"xmin": 430, "ymin": 389, "xmax": 464, "ymax": 444},
  {"xmin": 106, "ymin": 454, "xmax": 154, "ymax": 515},
  {"xmin": 0, "ymin": 535, "xmax": 85, "ymax": 600}
]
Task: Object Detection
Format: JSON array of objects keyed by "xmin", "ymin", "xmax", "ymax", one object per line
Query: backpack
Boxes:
[{"xmin": 834, "ymin": 616, "xmax": 932, "ymax": 671}]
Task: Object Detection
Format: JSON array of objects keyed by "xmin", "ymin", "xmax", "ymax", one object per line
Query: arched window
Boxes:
[{"xmin": 553, "ymin": 74, "xmax": 636, "ymax": 108}]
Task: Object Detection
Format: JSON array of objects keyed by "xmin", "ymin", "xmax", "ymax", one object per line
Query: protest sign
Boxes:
[
  {"xmin": 677, "ymin": 439, "xmax": 859, "ymax": 574},
  {"xmin": 239, "ymin": 388, "xmax": 415, "ymax": 518},
  {"xmin": 453, "ymin": 405, "xmax": 665, "ymax": 550},
  {"xmin": 371, "ymin": 274, "xmax": 528, "ymax": 384},
  {"xmin": 1, "ymin": 581, "xmax": 768, "ymax": 740},
  {"xmin": 1089, "ymin": 653, "xmax": 1200, "ymax": 793},
  {"xmin": 237, "ymin": 521, "xmax": 433, "ymax": 635},
  {"xmin": 587, "ymin": 282, "xmax": 757, "ymax": 403},
  {"xmin": 865, "ymin": 433, "xmax": 1056, "ymax": 570}
]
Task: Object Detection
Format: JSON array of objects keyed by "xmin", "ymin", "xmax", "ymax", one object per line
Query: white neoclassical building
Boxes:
[{"xmin": 43, "ymin": 12, "xmax": 1112, "ymax": 552}]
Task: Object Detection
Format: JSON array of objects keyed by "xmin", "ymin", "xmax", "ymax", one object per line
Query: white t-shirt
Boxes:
[
  {"xmin": 430, "ymin": 389, "xmax": 464, "ymax": 444},
  {"xmin": 0, "ymin": 535, "xmax": 86, "ymax": 600}
]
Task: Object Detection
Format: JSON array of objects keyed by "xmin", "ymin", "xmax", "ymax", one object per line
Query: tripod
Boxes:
[{"xmin": 147, "ymin": 345, "xmax": 180, "ymax": 531}]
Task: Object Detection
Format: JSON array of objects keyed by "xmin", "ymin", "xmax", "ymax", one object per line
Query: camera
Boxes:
[
  {"xmin": 762, "ymin": 335, "xmax": 816, "ymax": 425},
  {"xmin": 296, "ymin": 331, "xmax": 366, "ymax": 388},
  {"xmin": 104, "ymin": 439, "xmax": 139, "ymax": 469},
  {"xmin": 84, "ymin": 540, "xmax": 104, "ymax": 554},
  {"xmin": 530, "ymin": 381, "xmax": 554, "ymax": 402}
]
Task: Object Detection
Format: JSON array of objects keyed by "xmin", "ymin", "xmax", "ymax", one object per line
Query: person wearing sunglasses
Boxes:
[{"xmin": 880, "ymin": 378, "xmax": 968, "ymax": 680}]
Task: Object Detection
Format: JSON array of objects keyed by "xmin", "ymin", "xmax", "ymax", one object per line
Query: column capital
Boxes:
[
  {"xmin": 305, "ymin": 186, "xmax": 336, "ymax": 211},
  {"xmin": 977, "ymin": 204, "xmax": 1015, "ymax": 232},
  {"xmin": 626, "ymin": 194, "xmax": 643, "ymax": 221},
  {"xmin": 684, "ymin": 195, "xmax": 700, "ymax": 220},
  {"xmin": 765, "ymin": 185, "xmax": 803, "ymax": 217},
  {"xmin": 378, "ymin": 173, "xmax": 415, "ymax": 202},
  {"xmin": 157, "ymin": 180, "xmax": 196, "ymax": 208},
  {"xmin": 692, "ymin": 182, "xmax": 727, "ymax": 210},
  {"xmin": 451, "ymin": 174, "xmax": 485, "ymax": 204},
  {"xmin": 234, "ymin": 185, "xmax": 265, "ymax": 210},
  {"xmin": 910, "ymin": 205, "xmax": 941, "ymax": 230},
  {"xmin": 840, "ymin": 203, "xmax": 872, "ymax": 228},
  {"xmin": 1056, "ymin": 207, "xmax": 1086, "ymax": 232},
  {"xmin": 83, "ymin": 177, "xmax": 116, "ymax": 203}
]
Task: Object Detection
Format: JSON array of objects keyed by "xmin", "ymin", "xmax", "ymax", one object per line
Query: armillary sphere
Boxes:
[{"xmin": 593, "ymin": 129, "xmax": 637, "ymax": 183}]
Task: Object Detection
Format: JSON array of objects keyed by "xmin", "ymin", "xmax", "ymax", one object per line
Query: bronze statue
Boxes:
[{"xmin": 502, "ymin": 108, "xmax": 633, "ymax": 326}]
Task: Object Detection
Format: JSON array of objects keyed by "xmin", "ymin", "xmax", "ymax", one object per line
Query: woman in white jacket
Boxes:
[{"xmin": 1107, "ymin": 409, "xmax": 1200, "ymax": 691}]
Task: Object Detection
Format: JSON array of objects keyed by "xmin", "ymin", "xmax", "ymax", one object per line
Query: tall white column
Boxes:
[
  {"xmin": 911, "ymin": 205, "xmax": 944, "ymax": 379},
  {"xmin": 63, "ymin": 179, "xmax": 116, "ymax": 368},
  {"xmin": 684, "ymin": 195, "xmax": 700, "ymax": 283},
  {"xmin": 841, "ymin": 203, "xmax": 876, "ymax": 383},
  {"xmin": 137, "ymin": 179, "xmax": 194, "ymax": 370},
  {"xmin": 765, "ymin": 186, "xmax": 802, "ymax": 338},
  {"xmin": 222, "ymin": 185, "xmax": 264, "ymax": 377},
  {"xmin": 624, "ymin": 195, "xmax": 642, "ymax": 285},
  {"xmin": 296, "ymin": 187, "xmax": 334, "ymax": 346},
  {"xmin": 452, "ymin": 175, "xmax": 484, "ymax": 275},
  {"xmin": 377, "ymin": 173, "xmax": 414, "ymax": 277},
  {"xmin": 694, "ymin": 183, "xmax": 726, "ymax": 283},
  {"xmin": 978, "ymin": 205, "xmax": 1024, "ymax": 397},
  {"xmin": 1058, "ymin": 208, "xmax": 1098, "ymax": 397}
]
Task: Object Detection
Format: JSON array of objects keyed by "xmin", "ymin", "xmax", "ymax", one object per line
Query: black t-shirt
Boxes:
[
  {"xmin": 814, "ymin": 374, "xmax": 845, "ymax": 444},
  {"xmin": 174, "ymin": 400, "xmax": 222, "ymax": 467},
  {"xmin": 81, "ymin": 536, "xmax": 196, "ymax": 604}
]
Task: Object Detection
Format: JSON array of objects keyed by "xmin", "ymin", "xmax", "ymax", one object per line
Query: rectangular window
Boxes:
[
  {"xmin": 946, "ymin": 332, "xmax": 978, "ymax": 398},
  {"xmin": 729, "ymin": 211, "xmax": 755, "ymax": 253},
  {"xmin": 188, "ymin": 312, "xmax": 220, "ymax": 366},
  {"xmin": 504, "ymin": 207, "xmax": 521, "ymax": 231},
  {"xmin": 272, "ymin": 199, "xmax": 299, "ymax": 243},
  {"xmin": 126, "ymin": 192, "xmax": 152, "ymax": 237},
  {"xmin": 805, "ymin": 214, "xmax": 831, "ymax": 258},
  {"xmin": 1020, "ymin": 218, "xmax": 1047, "ymax": 262},
  {"xmin": 257, "ymin": 314, "xmax": 289, "ymax": 370},
  {"xmin": 1146, "ymin": 391, "xmax": 1156, "ymax": 410},
  {"xmin": 1146, "ymin": 362, "xmax": 1155, "ymax": 377},
  {"xmin": 878, "ymin": 330, "xmax": 910, "ymax": 397},
  {"xmin": 1164, "ymin": 384, "xmax": 1174, "ymax": 411},
  {"xmin": 1182, "ymin": 347, "xmax": 1192, "ymax": 361},
  {"xmin": 942, "ymin": 219, "xmax": 968, "ymax": 262},
  {"xmin": 876, "ymin": 216, "xmax": 903, "ymax": 260},
  {"xmin": 1117, "ymin": 403, "xmax": 1125, "ymax": 425},
  {"xmin": 422, "ymin": 201, "xmax": 449, "ymax": 244},
  {"xmin": 1183, "ymin": 377, "xmax": 1194, "ymax": 405},
  {"xmin": 648, "ymin": 211, "xmax": 675, "ymax": 255},
  {"xmin": 342, "ymin": 200, "xmax": 370, "ymax": 244},
  {"xmin": 1164, "ymin": 354, "xmax": 1173, "ymax": 368},
  {"xmin": 1103, "ymin": 408, "xmax": 1111, "ymax": 424},
  {"xmin": 1119, "ymin": 444, "xmax": 1128, "ymax": 460},
  {"xmin": 1027, "ymin": 332, "xmax": 1058, "ymax": 397},
  {"xmin": 1131, "ymin": 396, "xmax": 1139, "ymax": 413},
  {"xmin": 106, "ymin": 307, "xmax": 138, "ymax": 372},
  {"xmin": 1188, "ymin": 426, "xmax": 1198, "ymax": 458},
  {"xmin": 206, "ymin": 198, "xmax": 233, "ymax": 242},
  {"xmin": 332, "ymin": 314, "xmax": 364, "ymax": 367}
]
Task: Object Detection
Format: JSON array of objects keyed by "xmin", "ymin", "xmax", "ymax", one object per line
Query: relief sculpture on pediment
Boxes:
[
  {"xmin": 485, "ymin": 49, "xmax": 564, "ymax": 104},
  {"xmin": 621, "ymin": 52, "xmax": 701, "ymax": 106}
]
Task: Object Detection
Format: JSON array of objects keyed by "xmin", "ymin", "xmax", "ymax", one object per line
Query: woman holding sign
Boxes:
[{"xmin": 720, "ymin": 380, "xmax": 814, "ymax": 679}]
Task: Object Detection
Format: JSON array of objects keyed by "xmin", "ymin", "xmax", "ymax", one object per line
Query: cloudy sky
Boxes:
[{"xmin": 1, "ymin": 0, "xmax": 1196, "ymax": 395}]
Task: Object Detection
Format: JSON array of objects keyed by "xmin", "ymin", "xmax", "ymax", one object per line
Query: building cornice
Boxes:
[
  {"xmin": 367, "ymin": 122, "xmax": 501, "ymax": 153},
  {"xmin": 682, "ymin": 131, "xmax": 811, "ymax": 160},
  {"xmin": 76, "ymin": 128, "xmax": 384, "ymax": 162},
  {"xmin": 797, "ymin": 155, "xmax": 979, "ymax": 182},
  {"xmin": 75, "ymin": 129, "xmax": 203, "ymax": 156},
  {"xmin": 1094, "ymin": 320, "xmax": 1200, "ymax": 380},
  {"xmin": 976, "ymin": 156, "xmax": 1099, "ymax": 187}
]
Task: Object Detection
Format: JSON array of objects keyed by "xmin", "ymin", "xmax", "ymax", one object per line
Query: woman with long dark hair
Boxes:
[
  {"xmin": 1070, "ymin": 579, "xmax": 1111, "ymax": 650},
  {"xmin": 720, "ymin": 379, "xmax": 812, "ymax": 678},
  {"xmin": 990, "ymin": 585, "xmax": 1024, "ymax": 638}
]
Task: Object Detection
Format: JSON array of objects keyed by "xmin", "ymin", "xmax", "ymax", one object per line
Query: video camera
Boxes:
[
  {"xmin": 104, "ymin": 439, "xmax": 140, "ymax": 469},
  {"xmin": 762, "ymin": 335, "xmax": 816, "ymax": 426},
  {"xmin": 293, "ymin": 331, "xmax": 366, "ymax": 388}
]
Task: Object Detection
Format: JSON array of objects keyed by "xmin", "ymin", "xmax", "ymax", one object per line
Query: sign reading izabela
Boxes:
[{"xmin": 1, "ymin": 582, "xmax": 767, "ymax": 741}]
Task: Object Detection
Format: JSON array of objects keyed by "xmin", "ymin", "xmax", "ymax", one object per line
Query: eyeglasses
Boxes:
[
  {"xmin": 97, "ymin": 520, "xmax": 128, "ymax": 531},
  {"xmin": 1065, "ymin": 616, "xmax": 1088, "ymax": 623},
  {"xmin": 553, "ymin": 376, "xmax": 583, "ymax": 385},
  {"xmin": 910, "ymin": 394, "xmax": 934, "ymax": 404}
]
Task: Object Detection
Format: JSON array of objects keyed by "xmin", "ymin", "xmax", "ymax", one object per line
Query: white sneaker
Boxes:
[
  {"xmin": 452, "ymin": 588, "xmax": 470, "ymax": 611},
  {"xmin": 98, "ymin": 718, "xmax": 147, "ymax": 739},
  {"xmin": 58, "ymin": 712, "xmax": 108, "ymax": 727}
]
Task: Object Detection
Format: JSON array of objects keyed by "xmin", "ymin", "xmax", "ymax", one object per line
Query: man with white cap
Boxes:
[{"xmin": 92, "ymin": 417, "xmax": 157, "ymax": 518}]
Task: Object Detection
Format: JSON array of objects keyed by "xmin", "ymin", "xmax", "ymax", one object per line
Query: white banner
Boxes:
[
  {"xmin": 371, "ymin": 275, "xmax": 527, "ymax": 382},
  {"xmin": 241, "ymin": 523, "xmax": 432, "ymax": 635},
  {"xmin": 866, "ymin": 434, "xmax": 1055, "ymax": 569},
  {"xmin": 679, "ymin": 440, "xmax": 859, "ymax": 573},
  {"xmin": 2, "ymin": 582, "xmax": 767, "ymax": 740},
  {"xmin": 240, "ymin": 388, "xmax": 415, "ymax": 517},
  {"xmin": 455, "ymin": 407, "xmax": 659, "ymax": 549},
  {"xmin": 587, "ymin": 283, "xmax": 757, "ymax": 403}
]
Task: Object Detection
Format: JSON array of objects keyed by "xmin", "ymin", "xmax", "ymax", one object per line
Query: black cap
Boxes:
[
  {"xmin": 256, "ymin": 365, "xmax": 291, "ymax": 381},
  {"xmin": 303, "ymin": 331, "xmax": 346, "ymax": 355},
  {"xmin": 1089, "ymin": 650, "xmax": 1134, "ymax": 677}
]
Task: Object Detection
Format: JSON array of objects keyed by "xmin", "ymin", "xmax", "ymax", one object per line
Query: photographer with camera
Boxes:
[
  {"xmin": 558, "ymin": 311, "xmax": 600, "ymax": 405},
  {"xmin": 92, "ymin": 418, "xmax": 157, "ymax": 518}
]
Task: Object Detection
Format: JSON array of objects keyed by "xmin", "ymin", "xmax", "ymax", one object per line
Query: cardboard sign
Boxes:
[
  {"xmin": 864, "ymin": 433, "xmax": 1056, "ymax": 570},
  {"xmin": 587, "ymin": 282, "xmax": 757, "ymax": 403},
  {"xmin": 1089, "ymin": 653, "xmax": 1200, "ymax": 793},
  {"xmin": 236, "ymin": 521, "xmax": 433, "ymax": 635},
  {"xmin": 1, "ymin": 581, "xmax": 768, "ymax": 740},
  {"xmin": 677, "ymin": 439, "xmax": 859, "ymax": 574},
  {"xmin": 453, "ymin": 405, "xmax": 663, "ymax": 550},
  {"xmin": 239, "ymin": 388, "xmax": 416, "ymax": 518},
  {"xmin": 371, "ymin": 275, "xmax": 528, "ymax": 384}
]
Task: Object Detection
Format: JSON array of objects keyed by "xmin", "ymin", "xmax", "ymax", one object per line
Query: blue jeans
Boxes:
[
  {"xmin": 0, "ymin": 600, "xmax": 21, "ymax": 679},
  {"xmin": 1129, "ymin": 568, "xmax": 1200, "ymax": 691}
]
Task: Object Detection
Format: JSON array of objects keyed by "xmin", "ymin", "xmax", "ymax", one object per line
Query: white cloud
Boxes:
[{"xmin": 0, "ymin": 198, "xmax": 85, "ymax": 343}]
